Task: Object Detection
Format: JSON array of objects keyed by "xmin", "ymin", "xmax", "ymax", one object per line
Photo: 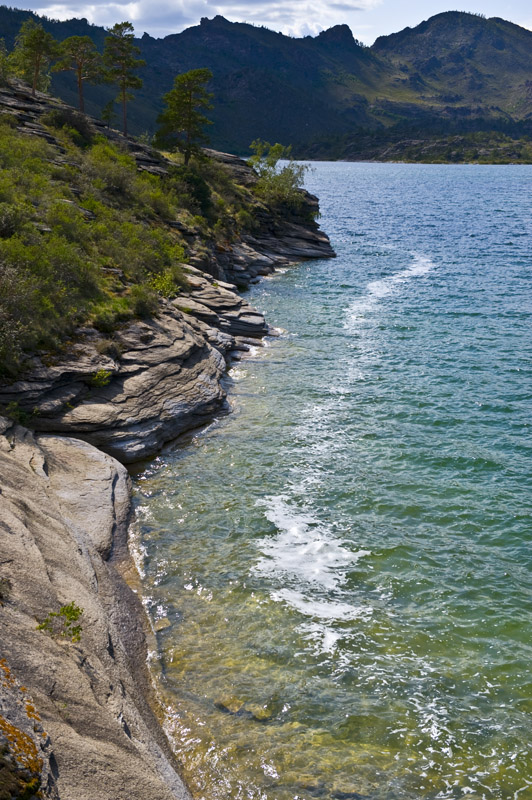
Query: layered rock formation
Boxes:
[
  {"xmin": 0, "ymin": 418, "xmax": 192, "ymax": 799},
  {"xmin": 0, "ymin": 271, "xmax": 271, "ymax": 463},
  {"xmin": 0, "ymin": 81, "xmax": 335, "ymax": 799}
]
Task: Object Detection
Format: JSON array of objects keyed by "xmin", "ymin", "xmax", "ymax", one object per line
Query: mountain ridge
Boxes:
[{"xmin": 1, "ymin": 7, "xmax": 531, "ymax": 156}]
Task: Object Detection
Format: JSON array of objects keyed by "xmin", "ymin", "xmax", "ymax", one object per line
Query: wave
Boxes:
[
  {"xmin": 255, "ymin": 495, "xmax": 369, "ymax": 592},
  {"xmin": 345, "ymin": 252, "xmax": 435, "ymax": 328}
]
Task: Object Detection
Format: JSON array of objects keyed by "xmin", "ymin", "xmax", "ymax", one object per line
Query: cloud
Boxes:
[{"xmin": 29, "ymin": 0, "xmax": 382, "ymax": 38}]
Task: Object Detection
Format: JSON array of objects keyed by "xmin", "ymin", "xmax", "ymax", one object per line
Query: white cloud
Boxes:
[{"xmin": 30, "ymin": 0, "xmax": 382, "ymax": 38}]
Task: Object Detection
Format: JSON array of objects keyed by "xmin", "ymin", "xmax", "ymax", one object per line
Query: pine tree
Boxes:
[
  {"xmin": 155, "ymin": 68, "xmax": 213, "ymax": 165},
  {"xmin": 103, "ymin": 21, "xmax": 145, "ymax": 136},
  {"xmin": 11, "ymin": 19, "xmax": 59, "ymax": 97},
  {"xmin": 53, "ymin": 36, "xmax": 103, "ymax": 113},
  {"xmin": 100, "ymin": 98, "xmax": 116, "ymax": 128}
]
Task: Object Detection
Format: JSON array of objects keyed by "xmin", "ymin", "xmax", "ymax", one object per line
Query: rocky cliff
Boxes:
[
  {"xmin": 0, "ymin": 84, "xmax": 335, "ymax": 798},
  {"xmin": 0, "ymin": 418, "xmax": 192, "ymax": 799},
  {"xmin": 0, "ymin": 81, "xmax": 334, "ymax": 462},
  {"xmin": 0, "ymin": 270, "xmax": 269, "ymax": 463}
]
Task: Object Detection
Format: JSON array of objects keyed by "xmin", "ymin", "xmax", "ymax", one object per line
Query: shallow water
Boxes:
[{"xmin": 132, "ymin": 163, "xmax": 532, "ymax": 800}]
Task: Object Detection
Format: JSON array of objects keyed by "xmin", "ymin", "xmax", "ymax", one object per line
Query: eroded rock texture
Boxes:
[
  {"xmin": 0, "ymin": 272, "xmax": 270, "ymax": 463},
  {"xmin": 0, "ymin": 418, "xmax": 192, "ymax": 800}
]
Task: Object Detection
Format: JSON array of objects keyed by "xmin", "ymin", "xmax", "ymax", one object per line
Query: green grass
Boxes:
[{"xmin": 0, "ymin": 113, "xmax": 261, "ymax": 378}]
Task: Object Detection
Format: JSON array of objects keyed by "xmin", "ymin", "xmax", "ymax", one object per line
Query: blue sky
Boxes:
[{"xmin": 24, "ymin": 0, "xmax": 532, "ymax": 42}]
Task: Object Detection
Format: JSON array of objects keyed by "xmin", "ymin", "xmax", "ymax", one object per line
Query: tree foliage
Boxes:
[
  {"xmin": 0, "ymin": 39, "xmax": 10, "ymax": 85},
  {"xmin": 10, "ymin": 19, "xmax": 59, "ymax": 96},
  {"xmin": 103, "ymin": 21, "xmax": 145, "ymax": 136},
  {"xmin": 155, "ymin": 68, "xmax": 213, "ymax": 165},
  {"xmin": 249, "ymin": 139, "xmax": 308, "ymax": 210},
  {"xmin": 100, "ymin": 98, "xmax": 116, "ymax": 128},
  {"xmin": 53, "ymin": 36, "xmax": 103, "ymax": 113}
]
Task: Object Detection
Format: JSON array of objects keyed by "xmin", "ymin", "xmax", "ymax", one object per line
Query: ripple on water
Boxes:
[{"xmin": 133, "ymin": 163, "xmax": 532, "ymax": 800}]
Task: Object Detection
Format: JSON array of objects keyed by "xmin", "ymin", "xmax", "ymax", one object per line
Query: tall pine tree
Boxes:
[
  {"xmin": 54, "ymin": 36, "xmax": 103, "ymax": 113},
  {"xmin": 155, "ymin": 68, "xmax": 213, "ymax": 165},
  {"xmin": 103, "ymin": 22, "xmax": 145, "ymax": 136},
  {"xmin": 11, "ymin": 19, "xmax": 59, "ymax": 97}
]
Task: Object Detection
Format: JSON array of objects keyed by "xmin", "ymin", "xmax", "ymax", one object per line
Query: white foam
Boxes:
[
  {"xmin": 345, "ymin": 252, "xmax": 435, "ymax": 327},
  {"xmin": 299, "ymin": 621, "xmax": 344, "ymax": 653},
  {"xmin": 272, "ymin": 588, "xmax": 371, "ymax": 623},
  {"xmin": 254, "ymin": 495, "xmax": 370, "ymax": 592}
]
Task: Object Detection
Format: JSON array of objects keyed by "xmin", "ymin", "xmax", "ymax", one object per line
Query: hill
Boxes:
[{"xmin": 1, "ymin": 7, "xmax": 532, "ymax": 157}]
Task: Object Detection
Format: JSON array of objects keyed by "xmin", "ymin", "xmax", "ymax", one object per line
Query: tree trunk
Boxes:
[
  {"xmin": 122, "ymin": 84, "xmax": 127, "ymax": 137},
  {"xmin": 32, "ymin": 54, "xmax": 41, "ymax": 97},
  {"xmin": 77, "ymin": 65, "xmax": 84, "ymax": 113},
  {"xmin": 184, "ymin": 89, "xmax": 192, "ymax": 165}
]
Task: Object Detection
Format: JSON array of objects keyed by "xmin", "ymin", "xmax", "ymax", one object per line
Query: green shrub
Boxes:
[
  {"xmin": 41, "ymin": 107, "xmax": 95, "ymax": 148},
  {"xmin": 46, "ymin": 200, "xmax": 89, "ymax": 246},
  {"xmin": 249, "ymin": 139, "xmax": 308, "ymax": 212},
  {"xmin": 96, "ymin": 338, "xmax": 122, "ymax": 359},
  {"xmin": 37, "ymin": 602, "xmax": 83, "ymax": 643},
  {"xmin": 150, "ymin": 263, "xmax": 186, "ymax": 297},
  {"xmin": 0, "ymin": 202, "xmax": 29, "ymax": 238},
  {"xmin": 90, "ymin": 368, "xmax": 112, "ymax": 387},
  {"xmin": 0, "ymin": 117, "xmax": 267, "ymax": 376},
  {"xmin": 0, "ymin": 39, "xmax": 11, "ymax": 86},
  {"xmin": 167, "ymin": 165, "xmax": 212, "ymax": 216},
  {"xmin": 130, "ymin": 284, "xmax": 159, "ymax": 318},
  {"xmin": 83, "ymin": 138, "xmax": 137, "ymax": 197},
  {"xmin": 235, "ymin": 207, "xmax": 257, "ymax": 231}
]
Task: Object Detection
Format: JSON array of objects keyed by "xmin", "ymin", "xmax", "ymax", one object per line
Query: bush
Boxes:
[
  {"xmin": 0, "ymin": 39, "xmax": 10, "ymax": 86},
  {"xmin": 150, "ymin": 264, "xmax": 186, "ymax": 297},
  {"xmin": 130, "ymin": 284, "xmax": 159, "ymax": 318},
  {"xmin": 83, "ymin": 138, "xmax": 137, "ymax": 197},
  {"xmin": 96, "ymin": 338, "xmax": 122, "ymax": 359},
  {"xmin": 0, "ymin": 202, "xmax": 28, "ymax": 238},
  {"xmin": 167, "ymin": 165, "xmax": 212, "ymax": 216},
  {"xmin": 249, "ymin": 139, "xmax": 308, "ymax": 212},
  {"xmin": 37, "ymin": 602, "xmax": 83, "ymax": 643},
  {"xmin": 41, "ymin": 107, "xmax": 95, "ymax": 148},
  {"xmin": 235, "ymin": 207, "xmax": 257, "ymax": 231},
  {"xmin": 0, "ymin": 116, "xmax": 262, "ymax": 376},
  {"xmin": 90, "ymin": 368, "xmax": 112, "ymax": 387}
]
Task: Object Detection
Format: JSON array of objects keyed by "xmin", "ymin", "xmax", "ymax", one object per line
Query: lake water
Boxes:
[{"xmin": 131, "ymin": 163, "xmax": 532, "ymax": 800}]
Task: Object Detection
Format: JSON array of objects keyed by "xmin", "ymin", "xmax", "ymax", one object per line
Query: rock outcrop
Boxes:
[
  {"xmin": 0, "ymin": 80, "xmax": 336, "ymax": 800},
  {"xmin": 0, "ymin": 417, "xmax": 192, "ymax": 799},
  {"xmin": 0, "ymin": 270, "xmax": 270, "ymax": 463}
]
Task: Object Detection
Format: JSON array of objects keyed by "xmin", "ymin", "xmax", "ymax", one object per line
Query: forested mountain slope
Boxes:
[{"xmin": 1, "ymin": 7, "xmax": 532, "ymax": 155}]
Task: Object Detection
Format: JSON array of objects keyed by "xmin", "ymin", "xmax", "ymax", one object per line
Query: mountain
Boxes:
[
  {"xmin": 1, "ymin": 7, "xmax": 532, "ymax": 155},
  {"xmin": 373, "ymin": 12, "xmax": 532, "ymax": 121}
]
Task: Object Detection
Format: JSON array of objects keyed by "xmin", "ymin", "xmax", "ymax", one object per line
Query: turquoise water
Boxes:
[{"xmin": 132, "ymin": 164, "xmax": 532, "ymax": 800}]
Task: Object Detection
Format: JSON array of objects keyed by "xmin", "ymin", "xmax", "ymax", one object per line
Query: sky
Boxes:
[{"xmin": 22, "ymin": 0, "xmax": 532, "ymax": 43}]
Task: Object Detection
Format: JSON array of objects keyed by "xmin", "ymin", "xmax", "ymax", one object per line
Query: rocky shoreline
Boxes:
[{"xmin": 0, "ymin": 89, "xmax": 335, "ymax": 799}]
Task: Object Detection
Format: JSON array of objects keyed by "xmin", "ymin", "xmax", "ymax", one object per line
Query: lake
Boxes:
[{"xmin": 132, "ymin": 163, "xmax": 532, "ymax": 800}]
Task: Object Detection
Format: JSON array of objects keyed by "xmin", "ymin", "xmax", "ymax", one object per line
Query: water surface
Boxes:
[{"xmin": 132, "ymin": 163, "xmax": 532, "ymax": 800}]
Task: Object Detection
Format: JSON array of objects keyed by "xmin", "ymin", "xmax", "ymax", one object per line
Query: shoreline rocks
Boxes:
[
  {"xmin": 0, "ymin": 271, "xmax": 271, "ymax": 464},
  {"xmin": 0, "ymin": 80, "xmax": 336, "ymax": 799},
  {"xmin": 0, "ymin": 419, "xmax": 192, "ymax": 799}
]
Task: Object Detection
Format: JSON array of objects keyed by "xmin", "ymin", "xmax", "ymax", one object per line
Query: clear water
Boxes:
[{"xmin": 132, "ymin": 163, "xmax": 532, "ymax": 800}]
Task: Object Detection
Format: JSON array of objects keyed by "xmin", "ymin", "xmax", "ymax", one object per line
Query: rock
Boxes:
[
  {"xmin": 0, "ymin": 278, "xmax": 270, "ymax": 462},
  {"xmin": 0, "ymin": 304, "xmax": 229, "ymax": 464},
  {"xmin": 214, "ymin": 695, "xmax": 246, "ymax": 715},
  {"xmin": 153, "ymin": 618, "xmax": 172, "ymax": 632},
  {"xmin": 0, "ymin": 419, "xmax": 192, "ymax": 800}
]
